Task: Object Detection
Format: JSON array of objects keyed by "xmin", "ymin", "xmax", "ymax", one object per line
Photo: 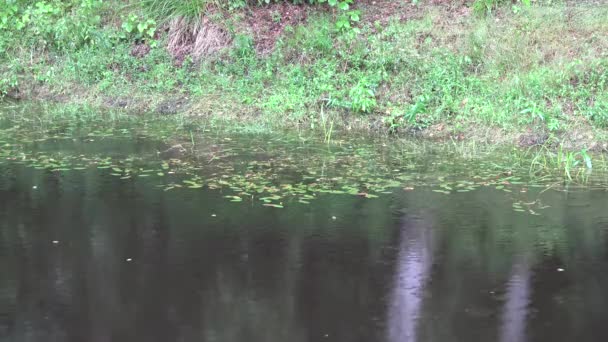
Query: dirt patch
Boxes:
[
  {"xmin": 517, "ymin": 122, "xmax": 608, "ymax": 152},
  {"xmin": 518, "ymin": 129, "xmax": 550, "ymax": 147},
  {"xmin": 104, "ymin": 97, "xmax": 132, "ymax": 109},
  {"xmin": 357, "ymin": 0, "xmax": 472, "ymax": 26},
  {"xmin": 246, "ymin": 2, "xmax": 308, "ymax": 54},
  {"xmin": 357, "ymin": 0, "xmax": 422, "ymax": 25},
  {"xmin": 558, "ymin": 124, "xmax": 608, "ymax": 152},
  {"xmin": 130, "ymin": 43, "xmax": 151, "ymax": 58},
  {"xmin": 156, "ymin": 97, "xmax": 190, "ymax": 115},
  {"xmin": 4, "ymin": 87, "xmax": 23, "ymax": 100}
]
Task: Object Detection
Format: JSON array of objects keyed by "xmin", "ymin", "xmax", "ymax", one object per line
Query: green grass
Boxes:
[
  {"xmin": 1, "ymin": 0, "xmax": 608, "ymax": 149},
  {"xmin": 142, "ymin": 0, "xmax": 213, "ymax": 20}
]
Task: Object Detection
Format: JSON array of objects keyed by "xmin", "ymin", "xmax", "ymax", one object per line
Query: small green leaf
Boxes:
[{"xmin": 263, "ymin": 203, "xmax": 284, "ymax": 208}]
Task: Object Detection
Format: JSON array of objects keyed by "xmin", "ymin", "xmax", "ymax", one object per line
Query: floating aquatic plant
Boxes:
[{"xmin": 0, "ymin": 112, "xmax": 606, "ymax": 213}]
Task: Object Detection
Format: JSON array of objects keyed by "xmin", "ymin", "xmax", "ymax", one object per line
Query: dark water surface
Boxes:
[{"xmin": 1, "ymin": 118, "xmax": 608, "ymax": 341}]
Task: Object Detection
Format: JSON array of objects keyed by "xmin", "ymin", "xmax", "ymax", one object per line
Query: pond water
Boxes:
[{"xmin": 1, "ymin": 105, "xmax": 608, "ymax": 341}]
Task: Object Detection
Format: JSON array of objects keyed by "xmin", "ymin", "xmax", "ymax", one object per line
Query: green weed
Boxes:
[
  {"xmin": 141, "ymin": 0, "xmax": 212, "ymax": 21},
  {"xmin": 121, "ymin": 13, "xmax": 157, "ymax": 45},
  {"xmin": 319, "ymin": 105, "xmax": 334, "ymax": 144},
  {"xmin": 529, "ymin": 144, "xmax": 594, "ymax": 181},
  {"xmin": 349, "ymin": 77, "xmax": 377, "ymax": 114},
  {"xmin": 386, "ymin": 95, "xmax": 429, "ymax": 132}
]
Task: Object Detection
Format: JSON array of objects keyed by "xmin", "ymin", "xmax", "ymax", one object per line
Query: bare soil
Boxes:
[{"xmin": 245, "ymin": 2, "xmax": 309, "ymax": 54}]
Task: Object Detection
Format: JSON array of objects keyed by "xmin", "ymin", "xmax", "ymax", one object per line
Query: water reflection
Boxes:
[
  {"xmin": 387, "ymin": 212, "xmax": 434, "ymax": 342},
  {"xmin": 2, "ymin": 160, "xmax": 608, "ymax": 341},
  {"xmin": 499, "ymin": 260, "xmax": 532, "ymax": 342}
]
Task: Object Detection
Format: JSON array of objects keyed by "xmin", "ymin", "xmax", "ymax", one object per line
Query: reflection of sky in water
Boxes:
[
  {"xmin": 388, "ymin": 214, "xmax": 533, "ymax": 342},
  {"xmin": 387, "ymin": 214, "xmax": 434, "ymax": 342},
  {"xmin": 500, "ymin": 261, "xmax": 531, "ymax": 342}
]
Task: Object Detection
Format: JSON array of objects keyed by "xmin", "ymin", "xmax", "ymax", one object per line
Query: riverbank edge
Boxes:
[
  {"xmin": 4, "ymin": 82, "xmax": 608, "ymax": 154},
  {"xmin": 2, "ymin": 1, "xmax": 608, "ymax": 152}
]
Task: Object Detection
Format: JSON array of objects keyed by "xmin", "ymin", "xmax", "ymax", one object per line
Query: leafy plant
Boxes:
[
  {"xmin": 386, "ymin": 95, "xmax": 429, "ymax": 132},
  {"xmin": 317, "ymin": 0, "xmax": 360, "ymax": 33},
  {"xmin": 557, "ymin": 147, "xmax": 593, "ymax": 180},
  {"xmin": 519, "ymin": 105, "xmax": 545, "ymax": 125},
  {"xmin": 0, "ymin": 0, "xmax": 104, "ymax": 51},
  {"xmin": 231, "ymin": 34, "xmax": 255, "ymax": 60},
  {"xmin": 121, "ymin": 14, "xmax": 157, "ymax": 45},
  {"xmin": 0, "ymin": 1, "xmax": 20, "ymax": 31},
  {"xmin": 546, "ymin": 116, "xmax": 560, "ymax": 132},
  {"xmin": 349, "ymin": 77, "xmax": 376, "ymax": 113},
  {"xmin": 586, "ymin": 100, "xmax": 608, "ymax": 128}
]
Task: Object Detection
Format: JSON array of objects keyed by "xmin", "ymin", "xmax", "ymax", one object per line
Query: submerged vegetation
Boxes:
[
  {"xmin": 0, "ymin": 0, "xmax": 607, "ymax": 151},
  {"xmin": 1, "ymin": 102, "xmax": 606, "ymax": 213}
]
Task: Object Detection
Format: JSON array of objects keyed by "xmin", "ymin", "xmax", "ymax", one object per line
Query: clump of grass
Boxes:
[
  {"xmin": 167, "ymin": 16, "xmax": 231, "ymax": 61},
  {"xmin": 141, "ymin": 0, "xmax": 215, "ymax": 20},
  {"xmin": 319, "ymin": 105, "xmax": 334, "ymax": 144},
  {"xmin": 528, "ymin": 143, "xmax": 593, "ymax": 181},
  {"xmin": 141, "ymin": 0, "xmax": 232, "ymax": 61}
]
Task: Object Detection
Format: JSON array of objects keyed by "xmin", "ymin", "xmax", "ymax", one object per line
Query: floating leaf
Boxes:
[{"xmin": 263, "ymin": 203, "xmax": 284, "ymax": 208}]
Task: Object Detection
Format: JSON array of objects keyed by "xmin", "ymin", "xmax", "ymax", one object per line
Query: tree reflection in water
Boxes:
[
  {"xmin": 499, "ymin": 260, "xmax": 532, "ymax": 342},
  {"xmin": 387, "ymin": 212, "xmax": 434, "ymax": 342}
]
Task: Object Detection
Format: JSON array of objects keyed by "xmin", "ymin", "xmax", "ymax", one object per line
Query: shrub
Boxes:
[{"xmin": 0, "ymin": 0, "xmax": 105, "ymax": 52}]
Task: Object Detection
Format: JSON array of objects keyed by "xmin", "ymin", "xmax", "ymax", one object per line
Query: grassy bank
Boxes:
[{"xmin": 1, "ymin": 0, "xmax": 608, "ymax": 150}]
